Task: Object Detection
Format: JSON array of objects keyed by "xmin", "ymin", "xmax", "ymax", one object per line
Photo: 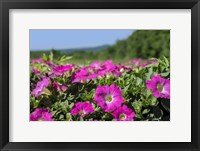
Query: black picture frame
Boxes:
[{"xmin": 0, "ymin": 0, "xmax": 199, "ymax": 151}]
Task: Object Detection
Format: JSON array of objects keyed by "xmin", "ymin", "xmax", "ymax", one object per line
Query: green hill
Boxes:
[{"xmin": 105, "ymin": 30, "xmax": 170, "ymax": 59}]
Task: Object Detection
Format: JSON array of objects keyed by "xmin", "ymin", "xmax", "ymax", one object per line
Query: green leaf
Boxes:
[
  {"xmin": 49, "ymin": 51, "xmax": 54, "ymax": 61},
  {"xmin": 153, "ymin": 106, "xmax": 162, "ymax": 118},
  {"xmin": 144, "ymin": 89, "xmax": 152, "ymax": 98},
  {"xmin": 56, "ymin": 55, "xmax": 73, "ymax": 64},
  {"xmin": 33, "ymin": 100, "xmax": 40, "ymax": 108},
  {"xmin": 132, "ymin": 101, "xmax": 143, "ymax": 114},
  {"xmin": 64, "ymin": 56, "xmax": 73, "ymax": 60},
  {"xmin": 163, "ymin": 56, "xmax": 169, "ymax": 67},
  {"xmin": 161, "ymin": 98, "xmax": 170, "ymax": 112},
  {"xmin": 80, "ymin": 116, "xmax": 84, "ymax": 121},
  {"xmin": 142, "ymin": 109, "xmax": 150, "ymax": 114},
  {"xmin": 162, "ymin": 115, "xmax": 170, "ymax": 121},
  {"xmin": 69, "ymin": 103, "xmax": 74, "ymax": 110},
  {"xmin": 161, "ymin": 72, "xmax": 169, "ymax": 77},
  {"xmin": 66, "ymin": 113, "xmax": 72, "ymax": 121},
  {"xmin": 134, "ymin": 114, "xmax": 142, "ymax": 121},
  {"xmin": 145, "ymin": 67, "xmax": 153, "ymax": 80},
  {"xmin": 59, "ymin": 114, "xmax": 64, "ymax": 120},
  {"xmin": 149, "ymin": 96, "xmax": 157, "ymax": 106},
  {"xmin": 43, "ymin": 54, "xmax": 48, "ymax": 62},
  {"xmin": 136, "ymin": 77, "xmax": 142, "ymax": 86},
  {"xmin": 43, "ymin": 88, "xmax": 52, "ymax": 95}
]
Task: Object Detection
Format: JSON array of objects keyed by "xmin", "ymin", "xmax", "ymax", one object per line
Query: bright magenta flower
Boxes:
[
  {"xmin": 98, "ymin": 60, "xmax": 118, "ymax": 76},
  {"xmin": 94, "ymin": 84, "xmax": 124, "ymax": 112},
  {"xmin": 112, "ymin": 105, "xmax": 135, "ymax": 121},
  {"xmin": 31, "ymin": 68, "xmax": 40, "ymax": 75},
  {"xmin": 30, "ymin": 108, "xmax": 53, "ymax": 121},
  {"xmin": 72, "ymin": 68, "xmax": 97, "ymax": 83},
  {"xmin": 31, "ymin": 58, "xmax": 43, "ymax": 63},
  {"xmin": 131, "ymin": 58, "xmax": 142, "ymax": 64},
  {"xmin": 44, "ymin": 61, "xmax": 55, "ymax": 67},
  {"xmin": 32, "ymin": 78, "xmax": 50, "ymax": 97},
  {"xmin": 90, "ymin": 62, "xmax": 102, "ymax": 69},
  {"xmin": 53, "ymin": 64, "xmax": 74, "ymax": 76},
  {"xmin": 71, "ymin": 102, "xmax": 94, "ymax": 117},
  {"xmin": 116, "ymin": 65, "xmax": 132, "ymax": 72},
  {"xmin": 52, "ymin": 81, "xmax": 67, "ymax": 91},
  {"xmin": 72, "ymin": 60, "xmax": 122, "ymax": 83},
  {"xmin": 146, "ymin": 74, "xmax": 170, "ymax": 99},
  {"xmin": 141, "ymin": 60, "xmax": 158, "ymax": 68}
]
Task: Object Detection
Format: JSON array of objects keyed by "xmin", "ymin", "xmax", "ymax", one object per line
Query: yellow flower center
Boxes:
[
  {"xmin": 79, "ymin": 110, "xmax": 85, "ymax": 116},
  {"xmin": 156, "ymin": 83, "xmax": 163, "ymax": 92},
  {"xmin": 105, "ymin": 95, "xmax": 112, "ymax": 102},
  {"xmin": 119, "ymin": 113, "xmax": 126, "ymax": 120},
  {"xmin": 88, "ymin": 69, "xmax": 93, "ymax": 73}
]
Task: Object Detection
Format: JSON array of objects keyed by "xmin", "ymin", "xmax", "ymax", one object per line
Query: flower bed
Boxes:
[{"xmin": 30, "ymin": 56, "xmax": 170, "ymax": 121}]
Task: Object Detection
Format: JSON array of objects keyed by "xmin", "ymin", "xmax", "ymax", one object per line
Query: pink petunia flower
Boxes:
[
  {"xmin": 31, "ymin": 58, "xmax": 43, "ymax": 63},
  {"xmin": 44, "ymin": 61, "xmax": 55, "ymax": 67},
  {"xmin": 146, "ymin": 74, "xmax": 170, "ymax": 99},
  {"xmin": 112, "ymin": 105, "xmax": 135, "ymax": 121},
  {"xmin": 52, "ymin": 81, "xmax": 67, "ymax": 91},
  {"xmin": 95, "ymin": 60, "xmax": 122, "ymax": 77},
  {"xmin": 32, "ymin": 78, "xmax": 50, "ymax": 97},
  {"xmin": 72, "ymin": 60, "xmax": 124, "ymax": 83},
  {"xmin": 53, "ymin": 64, "xmax": 74, "ymax": 76},
  {"xmin": 116, "ymin": 65, "xmax": 133, "ymax": 72},
  {"xmin": 140, "ymin": 60, "xmax": 158, "ymax": 68},
  {"xmin": 30, "ymin": 108, "xmax": 53, "ymax": 121},
  {"xmin": 72, "ymin": 68, "xmax": 97, "ymax": 83},
  {"xmin": 131, "ymin": 58, "xmax": 142, "ymax": 65},
  {"xmin": 31, "ymin": 68, "xmax": 40, "ymax": 75},
  {"xmin": 98, "ymin": 60, "xmax": 116, "ymax": 76},
  {"xmin": 90, "ymin": 62, "xmax": 102, "ymax": 69},
  {"xmin": 94, "ymin": 84, "xmax": 124, "ymax": 112},
  {"xmin": 70, "ymin": 102, "xmax": 94, "ymax": 117}
]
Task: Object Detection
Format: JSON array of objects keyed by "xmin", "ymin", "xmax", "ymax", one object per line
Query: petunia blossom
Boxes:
[
  {"xmin": 90, "ymin": 62, "xmax": 102, "ymax": 69},
  {"xmin": 44, "ymin": 61, "xmax": 55, "ymax": 67},
  {"xmin": 30, "ymin": 108, "xmax": 53, "ymax": 121},
  {"xmin": 52, "ymin": 81, "xmax": 67, "ymax": 91},
  {"xmin": 53, "ymin": 64, "xmax": 74, "ymax": 76},
  {"xmin": 97, "ymin": 60, "xmax": 122, "ymax": 77},
  {"xmin": 72, "ymin": 60, "xmax": 122, "ymax": 82},
  {"xmin": 31, "ymin": 58, "xmax": 43, "ymax": 64},
  {"xmin": 116, "ymin": 65, "xmax": 132, "ymax": 72},
  {"xmin": 31, "ymin": 68, "xmax": 40, "ymax": 75},
  {"xmin": 72, "ymin": 68, "xmax": 97, "ymax": 83},
  {"xmin": 70, "ymin": 102, "xmax": 94, "ymax": 117},
  {"xmin": 112, "ymin": 105, "xmax": 135, "ymax": 121},
  {"xmin": 32, "ymin": 78, "xmax": 50, "ymax": 97},
  {"xmin": 131, "ymin": 58, "xmax": 142, "ymax": 65},
  {"xmin": 94, "ymin": 84, "xmax": 124, "ymax": 112},
  {"xmin": 140, "ymin": 60, "xmax": 158, "ymax": 68},
  {"xmin": 98, "ymin": 60, "xmax": 116, "ymax": 76},
  {"xmin": 146, "ymin": 74, "xmax": 170, "ymax": 99}
]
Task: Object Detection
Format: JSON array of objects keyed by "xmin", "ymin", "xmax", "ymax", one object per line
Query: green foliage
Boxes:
[
  {"xmin": 126, "ymin": 30, "xmax": 170, "ymax": 59},
  {"xmin": 30, "ymin": 56, "xmax": 170, "ymax": 121}
]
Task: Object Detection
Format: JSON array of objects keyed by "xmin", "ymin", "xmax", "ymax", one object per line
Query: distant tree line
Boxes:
[
  {"xmin": 30, "ymin": 30, "xmax": 170, "ymax": 62},
  {"xmin": 103, "ymin": 30, "xmax": 170, "ymax": 59}
]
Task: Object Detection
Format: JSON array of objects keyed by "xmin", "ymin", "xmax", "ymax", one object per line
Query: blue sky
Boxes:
[{"xmin": 30, "ymin": 29, "xmax": 135, "ymax": 50}]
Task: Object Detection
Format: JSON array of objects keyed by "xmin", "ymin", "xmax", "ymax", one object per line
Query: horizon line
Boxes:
[{"xmin": 30, "ymin": 44, "xmax": 111, "ymax": 52}]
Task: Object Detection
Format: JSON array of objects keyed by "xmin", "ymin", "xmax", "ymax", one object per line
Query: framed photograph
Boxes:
[{"xmin": 0, "ymin": 0, "xmax": 199, "ymax": 150}]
